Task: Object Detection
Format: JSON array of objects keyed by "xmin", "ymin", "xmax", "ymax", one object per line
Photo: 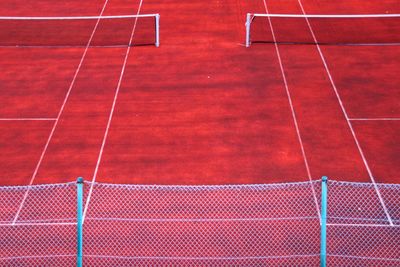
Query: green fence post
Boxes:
[
  {"xmin": 77, "ymin": 177, "xmax": 84, "ymax": 267},
  {"xmin": 320, "ymin": 176, "xmax": 328, "ymax": 267}
]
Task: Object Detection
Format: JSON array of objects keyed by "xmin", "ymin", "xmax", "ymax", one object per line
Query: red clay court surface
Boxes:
[{"xmin": 0, "ymin": 0, "xmax": 399, "ymax": 188}]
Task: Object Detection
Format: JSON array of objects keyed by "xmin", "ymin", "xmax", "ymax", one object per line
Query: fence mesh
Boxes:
[
  {"xmin": 0, "ymin": 183, "xmax": 77, "ymax": 266},
  {"xmin": 0, "ymin": 179, "xmax": 399, "ymax": 266},
  {"xmin": 325, "ymin": 181, "xmax": 400, "ymax": 266},
  {"xmin": 83, "ymin": 181, "xmax": 320, "ymax": 266}
]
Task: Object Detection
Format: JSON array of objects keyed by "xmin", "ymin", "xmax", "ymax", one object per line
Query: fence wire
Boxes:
[
  {"xmin": 0, "ymin": 183, "xmax": 77, "ymax": 266},
  {"xmin": 0, "ymin": 179, "xmax": 399, "ymax": 266}
]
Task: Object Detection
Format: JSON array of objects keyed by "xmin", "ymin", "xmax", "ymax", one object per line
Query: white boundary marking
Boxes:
[
  {"xmin": 11, "ymin": 0, "xmax": 111, "ymax": 225},
  {"xmin": 349, "ymin": 118, "xmax": 400, "ymax": 121},
  {"xmin": 82, "ymin": 0, "xmax": 145, "ymax": 223},
  {"xmin": 0, "ymin": 118, "xmax": 57, "ymax": 121},
  {"xmin": 296, "ymin": 0, "xmax": 394, "ymax": 226},
  {"xmin": 261, "ymin": 0, "xmax": 321, "ymax": 221}
]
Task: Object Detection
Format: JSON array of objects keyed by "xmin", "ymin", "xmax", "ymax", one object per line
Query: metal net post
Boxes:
[
  {"xmin": 76, "ymin": 177, "xmax": 84, "ymax": 267},
  {"xmin": 245, "ymin": 13, "xmax": 252, "ymax": 47},
  {"xmin": 320, "ymin": 176, "xmax": 328, "ymax": 267},
  {"xmin": 155, "ymin": 14, "xmax": 160, "ymax": 47}
]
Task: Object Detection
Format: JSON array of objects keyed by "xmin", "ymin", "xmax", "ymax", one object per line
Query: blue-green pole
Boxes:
[
  {"xmin": 320, "ymin": 176, "xmax": 328, "ymax": 267},
  {"xmin": 77, "ymin": 177, "xmax": 84, "ymax": 267}
]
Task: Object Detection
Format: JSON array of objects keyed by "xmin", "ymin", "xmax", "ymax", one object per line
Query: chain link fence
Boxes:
[
  {"xmin": 0, "ymin": 183, "xmax": 77, "ymax": 266},
  {"xmin": 0, "ymin": 179, "xmax": 399, "ymax": 266}
]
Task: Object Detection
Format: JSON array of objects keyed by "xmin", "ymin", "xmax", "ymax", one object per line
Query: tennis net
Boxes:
[
  {"xmin": 0, "ymin": 14, "xmax": 160, "ymax": 47},
  {"xmin": 245, "ymin": 13, "xmax": 400, "ymax": 47}
]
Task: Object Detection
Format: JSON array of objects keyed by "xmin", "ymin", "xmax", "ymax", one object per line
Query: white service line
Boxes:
[
  {"xmin": 0, "ymin": 118, "xmax": 57, "ymax": 121},
  {"xmin": 82, "ymin": 0, "xmax": 144, "ymax": 223},
  {"xmin": 349, "ymin": 118, "xmax": 400, "ymax": 121},
  {"xmin": 12, "ymin": 0, "xmax": 111, "ymax": 225},
  {"xmin": 262, "ymin": 0, "xmax": 321, "ymax": 221},
  {"xmin": 296, "ymin": 0, "xmax": 394, "ymax": 226}
]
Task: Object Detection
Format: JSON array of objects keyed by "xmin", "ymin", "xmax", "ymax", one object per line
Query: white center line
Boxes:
[
  {"xmin": 296, "ymin": 0, "xmax": 393, "ymax": 226},
  {"xmin": 261, "ymin": 0, "xmax": 321, "ymax": 221},
  {"xmin": 12, "ymin": 0, "xmax": 111, "ymax": 225},
  {"xmin": 82, "ymin": 0, "xmax": 145, "ymax": 223}
]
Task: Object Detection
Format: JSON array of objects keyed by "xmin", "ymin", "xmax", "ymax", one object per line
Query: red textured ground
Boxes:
[
  {"xmin": 1, "ymin": 1, "xmax": 399, "ymax": 265},
  {"xmin": 0, "ymin": 0, "xmax": 399, "ymax": 187}
]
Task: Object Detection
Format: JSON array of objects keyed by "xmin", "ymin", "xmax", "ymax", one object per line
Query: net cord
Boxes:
[
  {"xmin": 250, "ymin": 13, "xmax": 400, "ymax": 18},
  {"xmin": 0, "ymin": 14, "xmax": 159, "ymax": 20}
]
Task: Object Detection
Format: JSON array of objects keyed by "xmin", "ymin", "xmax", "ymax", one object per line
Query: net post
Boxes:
[
  {"xmin": 320, "ymin": 176, "xmax": 328, "ymax": 267},
  {"xmin": 245, "ymin": 13, "xmax": 251, "ymax": 47},
  {"xmin": 76, "ymin": 177, "xmax": 84, "ymax": 267},
  {"xmin": 155, "ymin": 14, "xmax": 160, "ymax": 47}
]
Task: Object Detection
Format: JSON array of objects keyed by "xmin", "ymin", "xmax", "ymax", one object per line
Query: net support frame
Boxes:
[
  {"xmin": 0, "ymin": 13, "xmax": 160, "ymax": 47},
  {"xmin": 245, "ymin": 13, "xmax": 400, "ymax": 47},
  {"xmin": 76, "ymin": 177, "xmax": 84, "ymax": 267},
  {"xmin": 155, "ymin": 14, "xmax": 160, "ymax": 47},
  {"xmin": 320, "ymin": 176, "xmax": 328, "ymax": 267},
  {"xmin": 245, "ymin": 13, "xmax": 252, "ymax": 47}
]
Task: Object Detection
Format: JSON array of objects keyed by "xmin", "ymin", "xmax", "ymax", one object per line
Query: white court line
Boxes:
[
  {"xmin": 0, "ymin": 118, "xmax": 57, "ymax": 121},
  {"xmin": 262, "ymin": 0, "xmax": 321, "ymax": 221},
  {"xmin": 349, "ymin": 118, "xmax": 400, "ymax": 121},
  {"xmin": 11, "ymin": 0, "xmax": 111, "ymax": 225},
  {"xmin": 82, "ymin": 0, "xmax": 144, "ymax": 223},
  {"xmin": 296, "ymin": 0, "xmax": 394, "ymax": 226}
]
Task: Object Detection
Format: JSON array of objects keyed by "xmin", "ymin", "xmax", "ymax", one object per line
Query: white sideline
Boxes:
[
  {"xmin": 82, "ymin": 0, "xmax": 145, "ymax": 223},
  {"xmin": 11, "ymin": 0, "xmax": 111, "ymax": 225},
  {"xmin": 296, "ymin": 0, "xmax": 394, "ymax": 226},
  {"xmin": 261, "ymin": 0, "xmax": 321, "ymax": 221}
]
